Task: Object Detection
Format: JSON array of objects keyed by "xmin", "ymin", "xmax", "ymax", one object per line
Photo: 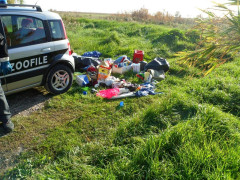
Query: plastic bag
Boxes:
[
  {"xmin": 140, "ymin": 61, "xmax": 147, "ymax": 71},
  {"xmin": 76, "ymin": 75, "xmax": 89, "ymax": 86},
  {"xmin": 82, "ymin": 51, "xmax": 102, "ymax": 58},
  {"xmin": 144, "ymin": 57, "xmax": 170, "ymax": 72},
  {"xmin": 73, "ymin": 56, "xmax": 100, "ymax": 71},
  {"xmin": 96, "ymin": 88, "xmax": 120, "ymax": 99},
  {"xmin": 148, "ymin": 69, "xmax": 165, "ymax": 81}
]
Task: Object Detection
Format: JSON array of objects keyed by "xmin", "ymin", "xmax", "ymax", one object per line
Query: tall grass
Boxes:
[
  {"xmin": 65, "ymin": 17, "xmax": 199, "ymax": 59},
  {"xmin": 176, "ymin": 1, "xmax": 240, "ymax": 75}
]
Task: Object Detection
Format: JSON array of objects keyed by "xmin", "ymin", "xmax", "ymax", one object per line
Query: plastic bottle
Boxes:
[{"xmin": 132, "ymin": 63, "xmax": 140, "ymax": 73}]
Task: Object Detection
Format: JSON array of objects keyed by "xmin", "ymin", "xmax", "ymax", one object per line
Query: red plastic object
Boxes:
[
  {"xmin": 87, "ymin": 66, "xmax": 97, "ymax": 72},
  {"xmin": 136, "ymin": 73, "xmax": 144, "ymax": 81},
  {"xmin": 133, "ymin": 50, "xmax": 144, "ymax": 63}
]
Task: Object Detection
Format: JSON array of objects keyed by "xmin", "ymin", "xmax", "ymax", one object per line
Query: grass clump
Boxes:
[
  {"xmin": 100, "ymin": 31, "xmax": 121, "ymax": 45},
  {"xmin": 114, "ymin": 91, "xmax": 198, "ymax": 146},
  {"xmin": 100, "ymin": 103, "xmax": 240, "ymax": 180}
]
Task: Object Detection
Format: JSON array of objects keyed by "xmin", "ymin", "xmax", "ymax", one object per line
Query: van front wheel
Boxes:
[{"xmin": 45, "ymin": 64, "xmax": 73, "ymax": 95}]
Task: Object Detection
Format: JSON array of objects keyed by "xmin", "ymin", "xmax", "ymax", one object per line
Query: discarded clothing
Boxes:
[
  {"xmin": 135, "ymin": 83, "xmax": 162, "ymax": 97},
  {"xmin": 135, "ymin": 88, "xmax": 155, "ymax": 97}
]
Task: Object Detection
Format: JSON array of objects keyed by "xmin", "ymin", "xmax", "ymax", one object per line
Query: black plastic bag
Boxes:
[
  {"xmin": 140, "ymin": 61, "xmax": 147, "ymax": 71},
  {"xmin": 73, "ymin": 55, "xmax": 101, "ymax": 71},
  {"xmin": 144, "ymin": 57, "xmax": 170, "ymax": 72}
]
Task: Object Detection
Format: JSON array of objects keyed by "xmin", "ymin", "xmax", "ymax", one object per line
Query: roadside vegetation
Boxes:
[
  {"xmin": 177, "ymin": 1, "xmax": 240, "ymax": 75},
  {"xmin": 57, "ymin": 7, "xmax": 196, "ymax": 28},
  {"xmin": 1, "ymin": 6, "xmax": 240, "ymax": 179}
]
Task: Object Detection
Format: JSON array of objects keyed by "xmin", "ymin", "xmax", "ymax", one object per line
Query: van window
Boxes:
[
  {"xmin": 48, "ymin": 20, "xmax": 65, "ymax": 41},
  {"xmin": 1, "ymin": 15, "xmax": 47, "ymax": 48}
]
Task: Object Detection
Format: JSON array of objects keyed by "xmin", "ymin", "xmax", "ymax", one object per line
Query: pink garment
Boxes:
[{"xmin": 96, "ymin": 88, "xmax": 120, "ymax": 99}]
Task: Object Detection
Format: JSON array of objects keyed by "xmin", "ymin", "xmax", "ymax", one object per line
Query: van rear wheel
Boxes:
[{"xmin": 45, "ymin": 64, "xmax": 73, "ymax": 95}]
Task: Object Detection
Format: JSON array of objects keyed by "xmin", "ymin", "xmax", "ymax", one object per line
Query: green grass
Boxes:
[
  {"xmin": 1, "ymin": 17, "xmax": 240, "ymax": 179},
  {"xmin": 65, "ymin": 18, "xmax": 186, "ymax": 59}
]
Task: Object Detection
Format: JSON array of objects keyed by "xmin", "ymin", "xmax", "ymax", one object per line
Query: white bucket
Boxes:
[{"xmin": 132, "ymin": 63, "xmax": 140, "ymax": 73}]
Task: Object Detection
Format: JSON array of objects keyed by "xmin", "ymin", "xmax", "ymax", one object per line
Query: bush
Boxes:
[
  {"xmin": 153, "ymin": 29, "xmax": 185, "ymax": 46},
  {"xmin": 132, "ymin": 8, "xmax": 150, "ymax": 21}
]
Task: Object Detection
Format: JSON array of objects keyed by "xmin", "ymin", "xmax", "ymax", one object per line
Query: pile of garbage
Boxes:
[{"xmin": 72, "ymin": 50, "xmax": 169, "ymax": 99}]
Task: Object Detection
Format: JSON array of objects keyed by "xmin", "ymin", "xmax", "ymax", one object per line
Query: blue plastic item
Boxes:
[
  {"xmin": 83, "ymin": 91, "xmax": 87, "ymax": 95},
  {"xmin": 0, "ymin": 61, "xmax": 12, "ymax": 75},
  {"xmin": 114, "ymin": 55, "xmax": 128, "ymax": 65},
  {"xmin": 82, "ymin": 51, "xmax": 102, "ymax": 58},
  {"xmin": 119, "ymin": 101, "xmax": 124, "ymax": 107},
  {"xmin": 76, "ymin": 75, "xmax": 89, "ymax": 86},
  {"xmin": 0, "ymin": 0, "xmax": 7, "ymax": 4}
]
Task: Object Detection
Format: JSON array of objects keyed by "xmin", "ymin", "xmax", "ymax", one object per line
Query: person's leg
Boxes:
[
  {"xmin": 1, "ymin": 24, "xmax": 13, "ymax": 133},
  {"xmin": 0, "ymin": 84, "xmax": 13, "ymax": 132}
]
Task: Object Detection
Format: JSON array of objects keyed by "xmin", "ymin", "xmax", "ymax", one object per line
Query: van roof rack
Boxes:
[{"xmin": 0, "ymin": 4, "xmax": 42, "ymax": 12}]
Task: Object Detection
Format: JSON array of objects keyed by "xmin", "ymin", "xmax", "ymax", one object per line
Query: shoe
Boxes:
[{"xmin": 3, "ymin": 120, "xmax": 14, "ymax": 133}]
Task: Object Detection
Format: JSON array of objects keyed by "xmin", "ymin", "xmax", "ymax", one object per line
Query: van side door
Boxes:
[{"xmin": 1, "ymin": 15, "xmax": 54, "ymax": 94}]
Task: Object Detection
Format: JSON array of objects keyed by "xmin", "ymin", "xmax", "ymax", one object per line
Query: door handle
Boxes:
[{"xmin": 41, "ymin": 48, "xmax": 51, "ymax": 52}]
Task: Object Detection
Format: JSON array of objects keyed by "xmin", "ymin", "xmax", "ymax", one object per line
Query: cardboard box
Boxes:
[
  {"xmin": 112, "ymin": 64, "xmax": 132, "ymax": 74},
  {"xmin": 98, "ymin": 65, "xmax": 112, "ymax": 80}
]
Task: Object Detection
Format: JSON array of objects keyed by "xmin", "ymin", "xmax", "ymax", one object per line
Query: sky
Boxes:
[{"xmin": 23, "ymin": 0, "xmax": 233, "ymax": 18}]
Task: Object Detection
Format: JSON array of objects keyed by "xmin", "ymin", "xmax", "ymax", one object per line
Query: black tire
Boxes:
[{"xmin": 45, "ymin": 64, "xmax": 73, "ymax": 95}]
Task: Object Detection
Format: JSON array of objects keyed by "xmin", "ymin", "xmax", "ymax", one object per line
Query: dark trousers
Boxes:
[
  {"xmin": 0, "ymin": 30, "xmax": 11, "ymax": 123},
  {"xmin": 0, "ymin": 82, "xmax": 11, "ymax": 123}
]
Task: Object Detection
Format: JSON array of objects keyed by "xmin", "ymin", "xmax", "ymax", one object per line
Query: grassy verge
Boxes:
[{"xmin": 1, "ymin": 17, "xmax": 240, "ymax": 179}]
